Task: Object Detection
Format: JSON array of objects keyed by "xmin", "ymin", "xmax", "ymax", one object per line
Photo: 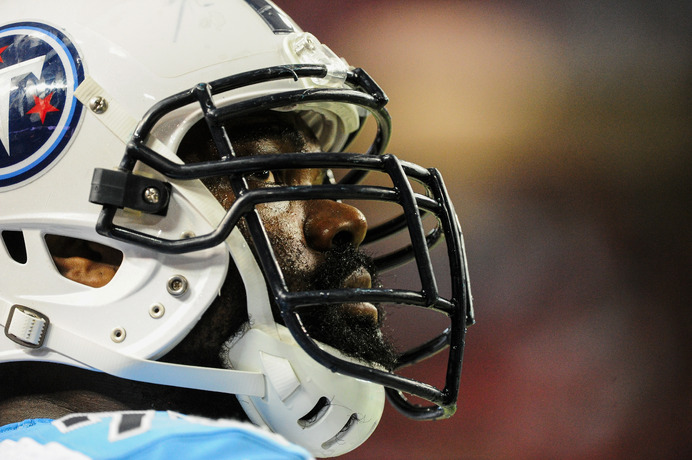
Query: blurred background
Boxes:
[{"xmin": 279, "ymin": 1, "xmax": 690, "ymax": 458}]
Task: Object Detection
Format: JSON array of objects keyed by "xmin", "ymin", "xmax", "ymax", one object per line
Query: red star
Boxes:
[
  {"xmin": 0, "ymin": 45, "xmax": 7, "ymax": 63},
  {"xmin": 27, "ymin": 92, "xmax": 60, "ymax": 124}
]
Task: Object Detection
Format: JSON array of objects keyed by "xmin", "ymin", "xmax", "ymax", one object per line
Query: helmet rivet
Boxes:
[
  {"xmin": 180, "ymin": 231, "xmax": 195, "ymax": 239},
  {"xmin": 110, "ymin": 327, "xmax": 126, "ymax": 343},
  {"xmin": 88, "ymin": 96, "xmax": 108, "ymax": 114},
  {"xmin": 149, "ymin": 303, "xmax": 165, "ymax": 319},
  {"xmin": 143, "ymin": 187, "xmax": 160, "ymax": 204},
  {"xmin": 167, "ymin": 275, "xmax": 188, "ymax": 296}
]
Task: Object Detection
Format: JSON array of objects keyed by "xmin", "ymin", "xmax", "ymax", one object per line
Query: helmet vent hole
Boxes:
[
  {"xmin": 44, "ymin": 235, "xmax": 123, "ymax": 288},
  {"xmin": 321, "ymin": 413, "xmax": 360, "ymax": 450},
  {"xmin": 1, "ymin": 231, "xmax": 28, "ymax": 264},
  {"xmin": 297, "ymin": 396, "xmax": 330, "ymax": 428}
]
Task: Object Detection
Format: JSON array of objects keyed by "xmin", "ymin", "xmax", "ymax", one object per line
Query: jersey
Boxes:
[{"xmin": 0, "ymin": 410, "xmax": 313, "ymax": 459}]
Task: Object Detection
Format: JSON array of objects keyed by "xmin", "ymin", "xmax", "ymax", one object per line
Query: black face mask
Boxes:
[{"xmin": 89, "ymin": 64, "xmax": 473, "ymax": 421}]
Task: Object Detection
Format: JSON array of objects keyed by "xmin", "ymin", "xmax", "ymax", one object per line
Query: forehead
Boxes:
[
  {"xmin": 177, "ymin": 111, "xmax": 318, "ymax": 162},
  {"xmin": 225, "ymin": 112, "xmax": 319, "ymax": 153}
]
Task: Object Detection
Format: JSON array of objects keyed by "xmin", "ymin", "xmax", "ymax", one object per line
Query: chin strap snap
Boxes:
[{"xmin": 4, "ymin": 305, "xmax": 49, "ymax": 349}]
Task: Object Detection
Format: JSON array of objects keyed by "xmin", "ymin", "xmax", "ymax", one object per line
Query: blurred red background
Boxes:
[{"xmin": 278, "ymin": 1, "xmax": 691, "ymax": 458}]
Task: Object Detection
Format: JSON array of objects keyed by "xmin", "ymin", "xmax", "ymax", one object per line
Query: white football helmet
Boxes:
[{"xmin": 0, "ymin": 0, "xmax": 473, "ymax": 457}]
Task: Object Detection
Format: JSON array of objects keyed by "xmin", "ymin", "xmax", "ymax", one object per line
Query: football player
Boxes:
[{"xmin": 0, "ymin": 0, "xmax": 473, "ymax": 457}]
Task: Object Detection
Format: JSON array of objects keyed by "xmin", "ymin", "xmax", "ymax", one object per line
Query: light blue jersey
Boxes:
[{"xmin": 0, "ymin": 410, "xmax": 313, "ymax": 459}]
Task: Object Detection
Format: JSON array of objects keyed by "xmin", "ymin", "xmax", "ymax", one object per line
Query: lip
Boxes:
[
  {"xmin": 341, "ymin": 267, "xmax": 378, "ymax": 323},
  {"xmin": 342, "ymin": 267, "xmax": 372, "ymax": 289},
  {"xmin": 341, "ymin": 302, "xmax": 379, "ymax": 323}
]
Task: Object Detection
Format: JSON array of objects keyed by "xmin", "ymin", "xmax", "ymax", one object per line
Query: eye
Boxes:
[{"xmin": 248, "ymin": 170, "xmax": 275, "ymax": 183}]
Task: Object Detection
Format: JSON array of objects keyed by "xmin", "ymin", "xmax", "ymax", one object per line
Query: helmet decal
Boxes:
[{"xmin": 0, "ymin": 22, "xmax": 84, "ymax": 190}]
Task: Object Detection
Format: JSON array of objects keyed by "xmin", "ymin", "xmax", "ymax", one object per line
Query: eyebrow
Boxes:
[{"xmin": 226, "ymin": 121, "xmax": 312, "ymax": 157}]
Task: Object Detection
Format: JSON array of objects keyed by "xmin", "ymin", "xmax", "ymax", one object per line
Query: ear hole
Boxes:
[
  {"xmin": 44, "ymin": 235, "xmax": 124, "ymax": 288},
  {"xmin": 1, "ymin": 230, "xmax": 28, "ymax": 264},
  {"xmin": 298, "ymin": 396, "xmax": 331, "ymax": 428}
]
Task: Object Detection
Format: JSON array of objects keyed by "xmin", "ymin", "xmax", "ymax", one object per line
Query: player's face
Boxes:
[{"xmin": 178, "ymin": 112, "xmax": 399, "ymax": 370}]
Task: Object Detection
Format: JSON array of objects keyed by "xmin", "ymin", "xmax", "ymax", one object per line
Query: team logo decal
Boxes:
[{"xmin": 0, "ymin": 22, "xmax": 84, "ymax": 189}]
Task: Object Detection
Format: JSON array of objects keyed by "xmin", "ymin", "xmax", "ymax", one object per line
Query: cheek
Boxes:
[
  {"xmin": 257, "ymin": 200, "xmax": 290, "ymax": 219},
  {"xmin": 204, "ymin": 178, "xmax": 235, "ymax": 210},
  {"xmin": 260, "ymin": 200, "xmax": 305, "ymax": 257},
  {"xmin": 205, "ymin": 178, "xmax": 321, "ymax": 284},
  {"xmin": 259, "ymin": 201, "xmax": 322, "ymax": 285}
]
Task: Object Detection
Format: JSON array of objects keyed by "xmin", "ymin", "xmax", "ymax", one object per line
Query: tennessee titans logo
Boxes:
[{"xmin": 0, "ymin": 22, "xmax": 84, "ymax": 190}]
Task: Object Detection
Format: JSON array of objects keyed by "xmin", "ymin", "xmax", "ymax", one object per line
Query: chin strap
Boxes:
[
  {"xmin": 2, "ymin": 305, "xmax": 266, "ymax": 397},
  {"xmin": 50, "ymin": 320, "xmax": 267, "ymax": 397}
]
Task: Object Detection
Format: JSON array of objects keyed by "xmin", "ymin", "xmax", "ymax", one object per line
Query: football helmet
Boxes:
[{"xmin": 0, "ymin": 0, "xmax": 473, "ymax": 457}]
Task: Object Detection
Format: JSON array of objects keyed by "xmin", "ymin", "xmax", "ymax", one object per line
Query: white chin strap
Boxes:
[{"xmin": 8, "ymin": 305, "xmax": 266, "ymax": 397}]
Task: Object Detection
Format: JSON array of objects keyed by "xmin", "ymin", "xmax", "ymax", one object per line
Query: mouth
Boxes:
[{"xmin": 341, "ymin": 267, "xmax": 379, "ymax": 323}]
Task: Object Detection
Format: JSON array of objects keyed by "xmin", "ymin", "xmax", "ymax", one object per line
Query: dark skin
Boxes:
[{"xmin": 0, "ymin": 112, "xmax": 397, "ymax": 425}]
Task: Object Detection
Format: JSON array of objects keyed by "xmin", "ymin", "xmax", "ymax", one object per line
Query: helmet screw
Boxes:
[
  {"xmin": 167, "ymin": 275, "xmax": 188, "ymax": 296},
  {"xmin": 149, "ymin": 303, "xmax": 165, "ymax": 319},
  {"xmin": 110, "ymin": 327, "xmax": 126, "ymax": 343},
  {"xmin": 180, "ymin": 231, "xmax": 195, "ymax": 239},
  {"xmin": 88, "ymin": 96, "xmax": 108, "ymax": 114},
  {"xmin": 305, "ymin": 37, "xmax": 316, "ymax": 50},
  {"xmin": 294, "ymin": 35, "xmax": 317, "ymax": 55},
  {"xmin": 143, "ymin": 187, "xmax": 160, "ymax": 204}
]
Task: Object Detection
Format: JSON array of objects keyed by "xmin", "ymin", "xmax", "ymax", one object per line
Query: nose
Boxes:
[{"xmin": 303, "ymin": 200, "xmax": 368, "ymax": 251}]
